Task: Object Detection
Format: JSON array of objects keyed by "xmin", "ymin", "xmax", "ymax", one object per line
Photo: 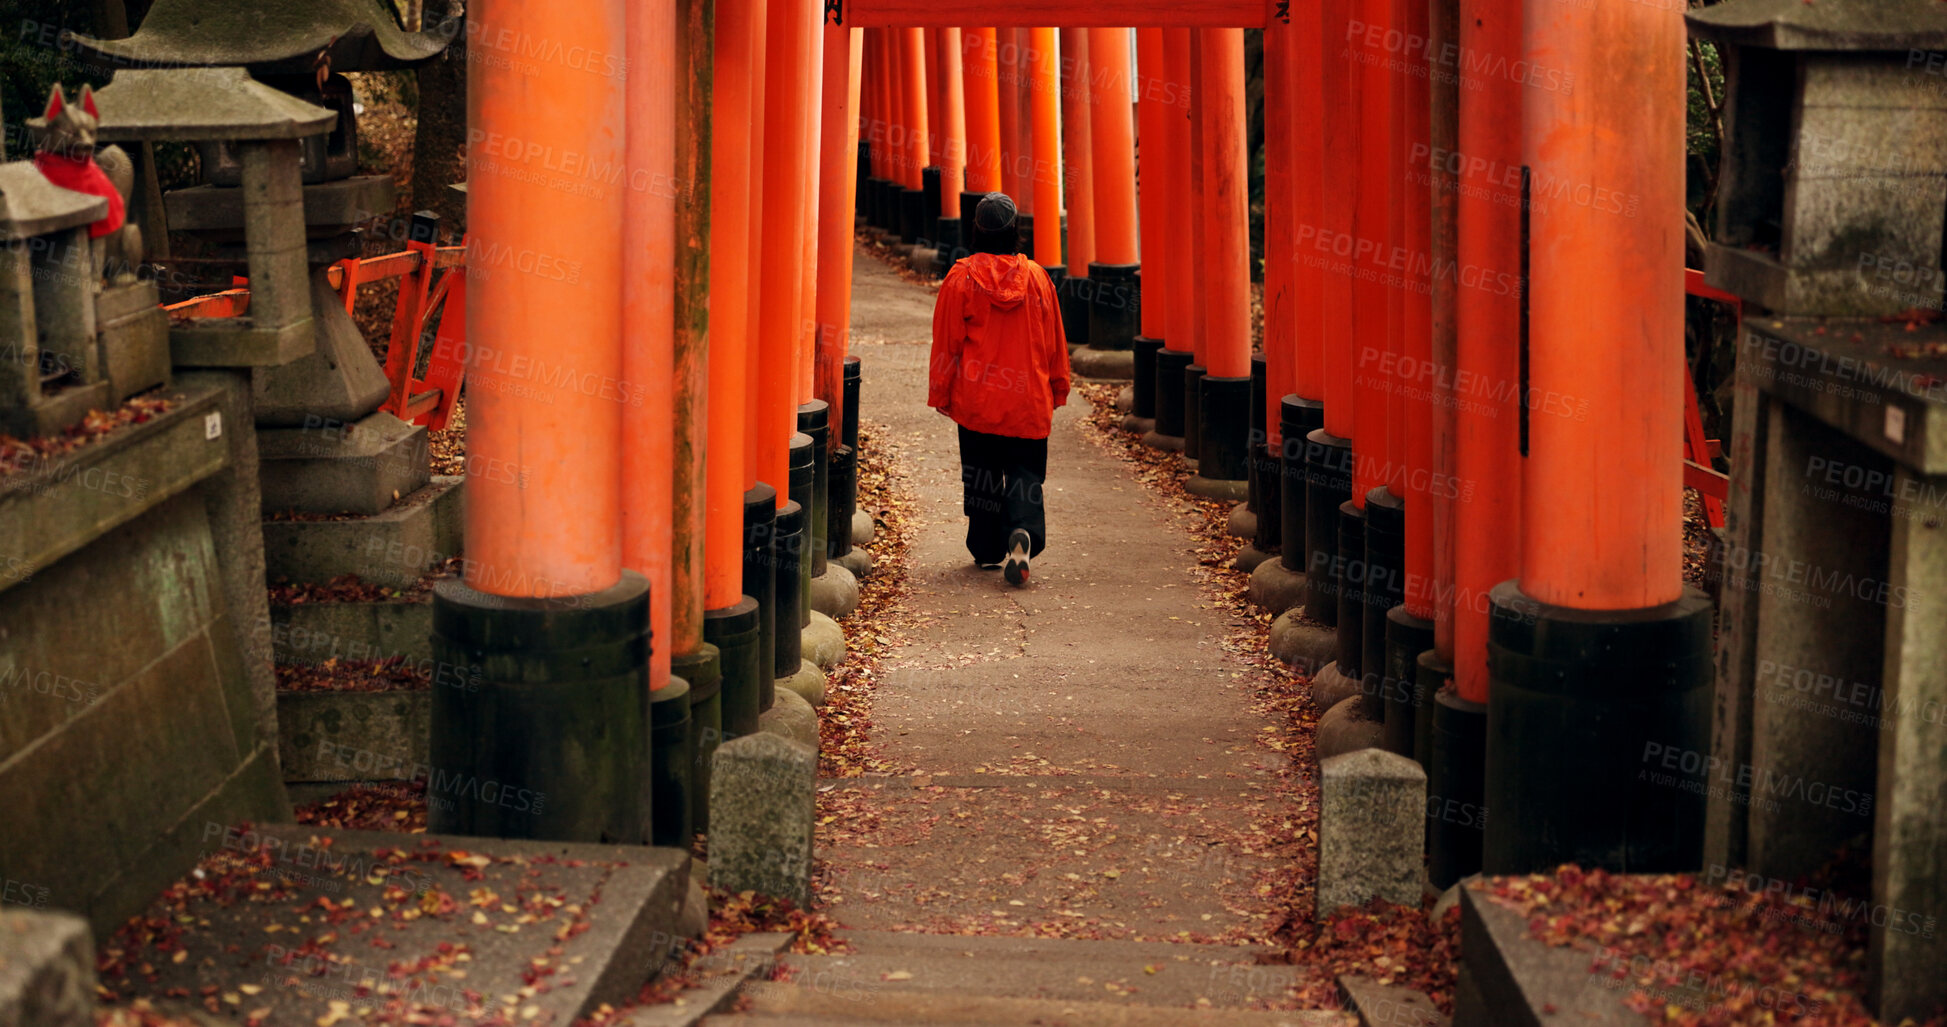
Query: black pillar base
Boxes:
[
  {"xmin": 1334, "ymin": 502, "xmax": 1366, "ymax": 680},
  {"xmin": 788, "ymin": 433, "xmax": 815, "ymax": 631},
  {"xmin": 1383, "ymin": 607, "xmax": 1434, "ymax": 760},
  {"xmin": 1018, "ymin": 211, "xmax": 1035, "ymax": 257},
  {"xmin": 856, "ymin": 141, "xmax": 872, "ymax": 210},
  {"xmin": 1183, "ymin": 364, "xmax": 1207, "ymax": 461},
  {"xmin": 827, "ymin": 443, "xmax": 857, "ymax": 559},
  {"xmin": 1197, "ymin": 375, "xmax": 1251, "ymax": 481},
  {"xmin": 863, "ymin": 177, "xmax": 886, "ymax": 228},
  {"xmin": 1253, "ymin": 441, "xmax": 1282, "ymax": 552},
  {"xmin": 1362, "ymin": 487, "xmax": 1406, "ymax": 713},
  {"xmin": 774, "ymin": 500, "xmax": 805, "ymax": 686},
  {"xmin": 934, "ymin": 216, "xmax": 964, "ymax": 275},
  {"xmin": 672, "ymin": 643, "xmax": 722, "ymax": 833},
  {"xmin": 704, "ymin": 597, "xmax": 761, "ymax": 748},
  {"xmin": 842, "ymin": 356, "xmax": 861, "ymax": 452},
  {"xmin": 1131, "ymin": 337, "xmax": 1163, "ymax": 419},
  {"xmin": 1415, "ymin": 649, "xmax": 1452, "ymax": 772},
  {"xmin": 741, "ymin": 485, "xmax": 778, "ymax": 721},
  {"xmin": 921, "ymin": 166, "xmax": 943, "ymax": 239},
  {"xmin": 1302, "ymin": 429, "xmax": 1353, "ymax": 623},
  {"xmin": 959, "ymin": 189, "xmax": 983, "ymax": 230},
  {"xmin": 1482, "ymin": 580, "xmax": 1714, "ymax": 875},
  {"xmin": 1153, "ymin": 348, "xmax": 1191, "ymax": 440},
  {"xmin": 1278, "ymin": 396, "xmax": 1324, "ymax": 573},
  {"xmin": 899, "ymin": 187, "xmax": 925, "ymax": 244},
  {"xmin": 1429, "ymin": 685, "xmax": 1486, "ymax": 888},
  {"xmin": 649, "ymin": 677, "xmax": 691, "ymax": 848},
  {"xmin": 429, "ymin": 571, "xmax": 650, "ymax": 843},
  {"xmin": 798, "ymin": 403, "xmax": 830, "ymax": 577},
  {"xmin": 1056, "ymin": 271, "xmax": 1092, "ymax": 349},
  {"xmin": 1085, "ymin": 261, "xmax": 1140, "ymax": 350}
]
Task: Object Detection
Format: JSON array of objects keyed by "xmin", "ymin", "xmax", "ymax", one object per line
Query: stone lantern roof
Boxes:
[
  {"xmin": 69, "ymin": 0, "xmax": 453, "ymax": 73},
  {"xmin": 1687, "ymin": 0, "xmax": 1947, "ymax": 51},
  {"xmin": 0, "ymin": 162, "xmax": 108, "ymax": 242},
  {"xmin": 75, "ymin": 68, "xmax": 336, "ymax": 144}
]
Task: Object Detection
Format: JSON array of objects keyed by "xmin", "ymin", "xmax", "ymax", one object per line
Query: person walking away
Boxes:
[{"xmin": 928, "ymin": 192, "xmax": 1071, "ymax": 586}]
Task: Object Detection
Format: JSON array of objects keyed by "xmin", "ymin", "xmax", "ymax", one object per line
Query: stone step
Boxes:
[
  {"xmin": 1452, "ymin": 882, "xmax": 1638, "ymax": 1027},
  {"xmin": 277, "ymin": 686, "xmax": 429, "ymax": 784},
  {"xmin": 0, "ymin": 909, "xmax": 98, "ymax": 1027},
  {"xmin": 772, "ymin": 948, "xmax": 1304, "ymax": 1011},
  {"xmin": 716, "ymin": 980, "xmax": 1353, "ymax": 1026},
  {"xmin": 270, "ymin": 595, "xmax": 433, "ymax": 665},
  {"xmin": 263, "ymin": 474, "xmax": 464, "ymax": 587},
  {"xmin": 95, "ymin": 824, "xmax": 692, "ymax": 1027},
  {"xmin": 835, "ymin": 928, "xmax": 1273, "ymax": 964}
]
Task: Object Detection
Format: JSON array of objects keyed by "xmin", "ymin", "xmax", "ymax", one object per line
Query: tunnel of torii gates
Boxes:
[{"xmin": 448, "ymin": 0, "xmax": 1699, "ymax": 882}]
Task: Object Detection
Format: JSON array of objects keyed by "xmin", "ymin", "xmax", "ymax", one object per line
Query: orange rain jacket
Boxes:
[{"xmin": 928, "ymin": 253, "xmax": 1072, "ymax": 440}]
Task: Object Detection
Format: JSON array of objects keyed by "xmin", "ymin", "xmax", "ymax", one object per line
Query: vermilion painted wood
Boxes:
[
  {"xmin": 1013, "ymin": 28, "xmax": 1038, "ymax": 214},
  {"xmin": 1400, "ymin": 0, "xmax": 1436, "ymax": 620},
  {"xmin": 707, "ymin": 0, "xmax": 760, "ymax": 606},
  {"xmin": 743, "ymin": 0, "xmax": 770, "ymax": 483},
  {"xmin": 1260, "ymin": 19, "xmax": 1291, "ymax": 444},
  {"xmin": 817, "ymin": 23, "xmax": 864, "ymax": 430},
  {"xmin": 1199, "ymin": 28, "xmax": 1250, "ymax": 380},
  {"xmin": 1060, "ymin": 27, "xmax": 1094, "ymax": 278},
  {"xmin": 1135, "ymin": 28, "xmax": 1169, "ymax": 341},
  {"xmin": 1027, "ymin": 26, "xmax": 1063, "ymax": 266},
  {"xmin": 1349, "ymin": 0, "xmax": 1395, "ymax": 508},
  {"xmin": 1521, "ymin": 0, "xmax": 1686, "ymax": 610},
  {"xmin": 1286, "ymin": 4, "xmax": 1323, "ymax": 398},
  {"xmin": 1317, "ymin": 0, "xmax": 1357, "ymax": 439},
  {"xmin": 996, "ymin": 28, "xmax": 1025, "ymax": 201},
  {"xmin": 840, "ymin": 0, "xmax": 1268, "ymax": 29},
  {"xmin": 963, "ymin": 28, "xmax": 1003, "ymax": 194},
  {"xmin": 937, "ymin": 27, "xmax": 967, "ymax": 215},
  {"xmin": 1453, "ymin": 0, "xmax": 1523, "ymax": 703},
  {"xmin": 798, "ymin": 22, "xmax": 826, "ymax": 404},
  {"xmin": 466, "ymin": 0, "xmax": 625, "ymax": 597},
  {"xmin": 1088, "ymin": 27, "xmax": 1139, "ymax": 266},
  {"xmin": 755, "ymin": 0, "xmax": 816, "ymax": 505},
  {"xmin": 1682, "ymin": 270, "xmax": 1732, "ymax": 525},
  {"xmin": 1187, "ymin": 32, "xmax": 1206, "ymax": 364},
  {"xmin": 903, "ymin": 26, "xmax": 931, "ymax": 191},
  {"xmin": 622, "ymin": 0, "xmax": 679, "ymax": 687},
  {"xmin": 1161, "ymin": 28, "xmax": 1193, "ymax": 354}
]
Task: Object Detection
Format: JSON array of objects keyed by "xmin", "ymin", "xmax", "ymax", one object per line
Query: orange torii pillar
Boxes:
[
  {"xmin": 1142, "ymin": 28, "xmax": 1194, "ymax": 453},
  {"xmin": 1185, "ymin": 27, "xmax": 1252, "ymax": 497},
  {"xmin": 1483, "ymin": 0, "xmax": 1707, "ymax": 875},
  {"xmin": 702, "ymin": 0, "xmax": 762, "ymax": 833},
  {"xmin": 1126, "ymin": 27, "xmax": 1169, "ymax": 428},
  {"xmin": 924, "ymin": 26, "xmax": 968, "ymax": 272},
  {"xmin": 621, "ymin": 0, "xmax": 712, "ymax": 847},
  {"xmin": 864, "ymin": 29, "xmax": 896, "ymax": 232},
  {"xmin": 1244, "ymin": 14, "xmax": 1293, "ymax": 569},
  {"xmin": 795, "ymin": 9, "xmax": 829, "ymax": 643},
  {"xmin": 1055, "ymin": 27, "xmax": 1094, "ymax": 348},
  {"xmin": 1025, "ymin": 27, "xmax": 1063, "ymax": 268},
  {"xmin": 434, "ymin": 0, "xmax": 647, "ymax": 844},
  {"xmin": 960, "ymin": 28, "xmax": 1003, "ymax": 232},
  {"xmin": 1302, "ymin": 0, "xmax": 1360, "ymax": 629},
  {"xmin": 1012, "ymin": 28, "xmax": 1040, "ymax": 245},
  {"xmin": 1380, "ymin": 0, "xmax": 1439, "ymax": 770},
  {"xmin": 1082, "ymin": 27, "xmax": 1141, "ymax": 357},
  {"xmin": 917, "ymin": 28, "xmax": 948, "ymax": 265},
  {"xmin": 1261, "ymin": 5, "xmax": 1335, "ymax": 666},
  {"xmin": 1425, "ymin": 0, "xmax": 1517, "ymax": 887},
  {"xmin": 996, "ymin": 28, "xmax": 1025, "ymax": 210},
  {"xmin": 818, "ymin": 21, "xmax": 867, "ymax": 572},
  {"xmin": 1182, "ymin": 34, "xmax": 1208, "ymax": 462},
  {"xmin": 896, "ymin": 26, "xmax": 930, "ymax": 245}
]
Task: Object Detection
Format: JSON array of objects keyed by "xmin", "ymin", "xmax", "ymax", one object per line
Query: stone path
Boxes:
[{"xmin": 822, "ymin": 247, "xmax": 1296, "ymax": 944}]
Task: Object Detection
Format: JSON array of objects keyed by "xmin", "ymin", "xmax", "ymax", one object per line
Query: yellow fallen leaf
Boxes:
[{"xmin": 884, "ymin": 970, "xmax": 913, "ymax": 981}]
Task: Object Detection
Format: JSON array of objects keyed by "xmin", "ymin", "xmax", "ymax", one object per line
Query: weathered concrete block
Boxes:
[
  {"xmin": 1271, "ymin": 609, "xmax": 1339, "ymax": 673},
  {"xmin": 758, "ymin": 686, "xmax": 820, "ymax": 752},
  {"xmin": 804, "ymin": 611, "xmax": 847, "ymax": 670},
  {"xmin": 256, "ymin": 411, "xmax": 430, "ymax": 516},
  {"xmin": 851, "ymin": 509, "xmax": 875, "ymax": 546},
  {"xmin": 1318, "ymin": 747, "xmax": 1425, "ymax": 918},
  {"xmin": 1115, "ymin": 385, "xmax": 1135, "ymax": 412},
  {"xmin": 1248, "ymin": 557, "xmax": 1309, "ymax": 615},
  {"xmin": 1071, "ymin": 346, "xmax": 1135, "ymax": 380},
  {"xmin": 1317, "ymin": 695, "xmax": 1386, "ymax": 761},
  {"xmin": 1311, "ymin": 662, "xmax": 1361, "ymax": 713},
  {"xmin": 1185, "ymin": 474, "xmax": 1250, "ymax": 502},
  {"xmin": 709, "ymin": 733, "xmax": 817, "ymax": 907},
  {"xmin": 808, "ymin": 564, "xmax": 860, "ymax": 619},
  {"xmin": 1234, "ymin": 544, "xmax": 1275, "ymax": 573},
  {"xmin": 277, "ymin": 688, "xmax": 431, "ymax": 783},
  {"xmin": 270, "ymin": 598, "xmax": 434, "ymax": 665},
  {"xmin": 263, "ymin": 475, "xmax": 464, "ymax": 586},
  {"xmin": 0, "ymin": 909, "xmax": 96, "ymax": 1027}
]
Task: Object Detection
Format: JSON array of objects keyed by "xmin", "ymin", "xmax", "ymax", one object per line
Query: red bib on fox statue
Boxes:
[{"xmin": 32, "ymin": 84, "xmax": 125, "ymax": 240}]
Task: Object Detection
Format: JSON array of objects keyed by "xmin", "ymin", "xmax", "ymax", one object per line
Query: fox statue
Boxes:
[{"xmin": 33, "ymin": 83, "xmax": 142, "ymax": 285}]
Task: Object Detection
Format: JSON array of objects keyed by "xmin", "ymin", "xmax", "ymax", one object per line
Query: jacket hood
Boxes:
[{"xmin": 960, "ymin": 253, "xmax": 1033, "ymax": 310}]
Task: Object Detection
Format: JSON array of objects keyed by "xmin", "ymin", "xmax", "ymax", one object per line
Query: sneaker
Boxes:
[{"xmin": 1003, "ymin": 529, "xmax": 1032, "ymax": 586}]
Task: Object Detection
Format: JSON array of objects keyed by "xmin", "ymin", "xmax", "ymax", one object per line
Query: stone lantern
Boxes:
[
  {"xmin": 1690, "ymin": 2, "xmax": 1947, "ymax": 1022},
  {"xmin": 1695, "ymin": 0, "xmax": 1947, "ymax": 316},
  {"xmin": 0, "ymin": 163, "xmax": 110, "ymax": 437}
]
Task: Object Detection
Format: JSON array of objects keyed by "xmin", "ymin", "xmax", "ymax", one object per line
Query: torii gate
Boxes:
[{"xmin": 445, "ymin": 0, "xmax": 1703, "ymax": 887}]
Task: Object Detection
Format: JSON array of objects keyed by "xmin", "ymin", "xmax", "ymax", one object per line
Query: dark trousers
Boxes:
[{"xmin": 957, "ymin": 425, "xmax": 1048, "ymax": 564}]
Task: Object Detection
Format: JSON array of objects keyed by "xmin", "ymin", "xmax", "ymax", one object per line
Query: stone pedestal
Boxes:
[
  {"xmin": 709, "ymin": 733, "xmax": 817, "ymax": 907},
  {"xmin": 1318, "ymin": 748, "xmax": 1426, "ymax": 918}
]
